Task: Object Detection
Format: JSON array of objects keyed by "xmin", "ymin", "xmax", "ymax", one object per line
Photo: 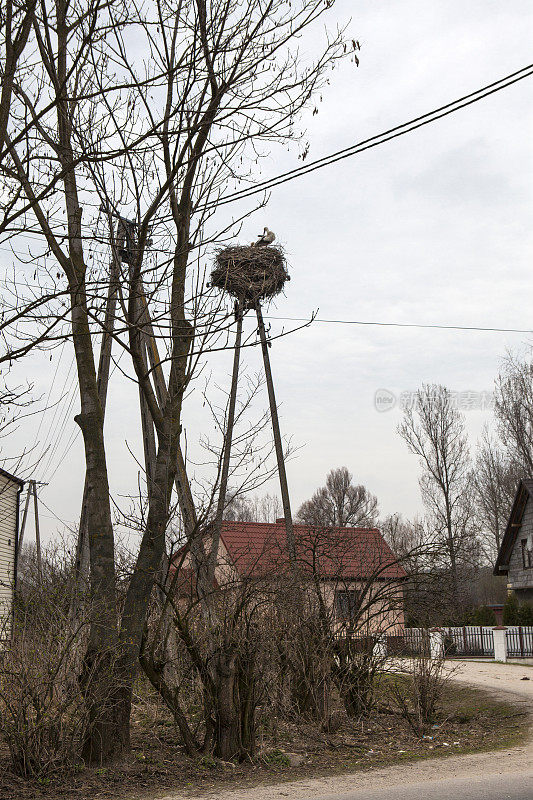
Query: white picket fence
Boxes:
[{"xmin": 404, "ymin": 626, "xmax": 533, "ymax": 659}]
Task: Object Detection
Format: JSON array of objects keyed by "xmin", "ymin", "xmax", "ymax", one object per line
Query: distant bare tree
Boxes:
[
  {"xmin": 494, "ymin": 351, "xmax": 533, "ymax": 476},
  {"xmin": 297, "ymin": 467, "xmax": 378, "ymax": 527},
  {"xmin": 398, "ymin": 385, "xmax": 476, "ymax": 594},
  {"xmin": 472, "ymin": 428, "xmax": 519, "ymax": 561},
  {"xmin": 381, "ymin": 513, "xmax": 428, "ymax": 562},
  {"xmin": 224, "ymin": 492, "xmax": 282, "ymax": 523}
]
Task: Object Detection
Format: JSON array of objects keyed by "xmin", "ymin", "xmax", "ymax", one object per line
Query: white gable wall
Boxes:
[{"xmin": 0, "ymin": 474, "xmax": 20, "ymax": 642}]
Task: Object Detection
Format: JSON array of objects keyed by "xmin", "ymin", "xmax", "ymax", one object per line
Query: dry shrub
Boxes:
[
  {"xmin": 141, "ymin": 574, "xmax": 279, "ymax": 762},
  {"xmin": 210, "ymin": 245, "xmax": 289, "ymax": 302},
  {"xmin": 267, "ymin": 584, "xmax": 333, "ymax": 725},
  {"xmin": 0, "ymin": 547, "xmax": 93, "ymax": 776},
  {"xmin": 283, "ymin": 613, "xmax": 331, "ymax": 722},
  {"xmin": 332, "ymin": 636, "xmax": 384, "ymax": 720},
  {"xmin": 386, "ymin": 653, "xmax": 448, "ymax": 736}
]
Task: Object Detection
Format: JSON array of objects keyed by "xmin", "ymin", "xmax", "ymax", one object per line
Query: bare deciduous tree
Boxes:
[
  {"xmin": 297, "ymin": 467, "xmax": 378, "ymax": 527},
  {"xmin": 223, "ymin": 492, "xmax": 282, "ymax": 522},
  {"xmin": 381, "ymin": 513, "xmax": 427, "ymax": 562},
  {"xmin": 472, "ymin": 428, "xmax": 519, "ymax": 561},
  {"xmin": 398, "ymin": 384, "xmax": 476, "ymax": 595},
  {"xmin": 494, "ymin": 351, "xmax": 533, "ymax": 476},
  {"xmin": 0, "ymin": 0, "xmax": 37, "ymax": 156},
  {"xmin": 1, "ymin": 0, "xmax": 348, "ymax": 763}
]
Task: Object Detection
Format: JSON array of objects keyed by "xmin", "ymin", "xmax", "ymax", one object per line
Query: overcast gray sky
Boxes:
[{"xmin": 5, "ymin": 0, "xmax": 533, "ymax": 546}]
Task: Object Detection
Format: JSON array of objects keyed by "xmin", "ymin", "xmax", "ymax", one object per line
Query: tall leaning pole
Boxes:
[{"xmin": 209, "ymin": 233, "xmax": 296, "ymax": 568}]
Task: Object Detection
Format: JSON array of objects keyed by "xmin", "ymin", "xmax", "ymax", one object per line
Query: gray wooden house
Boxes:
[
  {"xmin": 0, "ymin": 468, "xmax": 24, "ymax": 642},
  {"xmin": 494, "ymin": 479, "xmax": 533, "ymax": 602}
]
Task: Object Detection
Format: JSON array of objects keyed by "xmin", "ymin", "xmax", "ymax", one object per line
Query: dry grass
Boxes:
[{"xmin": 0, "ymin": 680, "xmax": 526, "ymax": 800}]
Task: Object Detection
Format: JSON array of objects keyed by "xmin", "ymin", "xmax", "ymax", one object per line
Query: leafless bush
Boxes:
[
  {"xmin": 275, "ymin": 598, "xmax": 332, "ymax": 724},
  {"xmin": 386, "ymin": 653, "xmax": 448, "ymax": 737},
  {"xmin": 141, "ymin": 568, "xmax": 278, "ymax": 761},
  {"xmin": 0, "ymin": 547, "xmax": 120, "ymax": 776},
  {"xmin": 331, "ymin": 636, "xmax": 384, "ymax": 720}
]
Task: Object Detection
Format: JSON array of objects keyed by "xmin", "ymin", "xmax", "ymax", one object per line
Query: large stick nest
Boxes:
[{"xmin": 210, "ymin": 245, "xmax": 290, "ymax": 302}]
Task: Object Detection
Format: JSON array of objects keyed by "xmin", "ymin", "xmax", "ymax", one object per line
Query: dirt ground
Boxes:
[
  {"xmin": 0, "ymin": 661, "xmax": 529, "ymax": 800},
  {"xmin": 152, "ymin": 660, "xmax": 533, "ymax": 800}
]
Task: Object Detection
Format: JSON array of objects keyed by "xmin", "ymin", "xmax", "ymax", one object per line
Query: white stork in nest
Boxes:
[{"xmin": 252, "ymin": 227, "xmax": 275, "ymax": 247}]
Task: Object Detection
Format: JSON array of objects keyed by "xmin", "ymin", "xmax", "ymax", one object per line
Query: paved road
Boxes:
[
  {"xmin": 157, "ymin": 661, "xmax": 533, "ymax": 800},
  {"xmin": 305, "ymin": 771, "xmax": 533, "ymax": 800}
]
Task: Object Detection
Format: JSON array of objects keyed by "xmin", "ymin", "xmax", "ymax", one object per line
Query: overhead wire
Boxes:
[
  {"xmin": 207, "ymin": 63, "xmax": 533, "ymax": 206},
  {"xmin": 44, "ymin": 348, "xmax": 128, "ymax": 485},
  {"xmin": 40, "ymin": 381, "xmax": 79, "ymax": 481},
  {"xmin": 264, "ymin": 316, "xmax": 533, "ymax": 335},
  {"xmin": 36, "ymin": 357, "xmax": 78, "ymax": 480},
  {"xmin": 29, "ymin": 340, "xmax": 66, "ymax": 457},
  {"xmin": 2, "ymin": 63, "xmax": 532, "ymax": 238},
  {"xmin": 38, "ymin": 497, "xmax": 77, "ymax": 534},
  {"xmin": 32, "ymin": 354, "xmax": 76, "ymax": 467},
  {"xmin": 12, "ymin": 63, "xmax": 533, "ymax": 520}
]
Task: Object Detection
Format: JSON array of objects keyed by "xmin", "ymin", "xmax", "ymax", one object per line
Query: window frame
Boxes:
[
  {"xmin": 521, "ymin": 539, "xmax": 532, "ymax": 570},
  {"xmin": 335, "ymin": 588, "xmax": 361, "ymax": 621}
]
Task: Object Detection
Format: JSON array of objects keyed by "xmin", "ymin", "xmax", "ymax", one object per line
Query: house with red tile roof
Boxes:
[{"xmin": 174, "ymin": 519, "xmax": 406, "ymax": 634}]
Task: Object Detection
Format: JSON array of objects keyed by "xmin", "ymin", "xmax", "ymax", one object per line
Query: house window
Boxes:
[
  {"xmin": 335, "ymin": 589, "xmax": 360, "ymax": 620},
  {"xmin": 522, "ymin": 539, "xmax": 532, "ymax": 570}
]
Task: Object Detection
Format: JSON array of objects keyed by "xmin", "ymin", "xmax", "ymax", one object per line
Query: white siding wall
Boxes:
[{"xmin": 0, "ymin": 475, "xmax": 19, "ymax": 642}]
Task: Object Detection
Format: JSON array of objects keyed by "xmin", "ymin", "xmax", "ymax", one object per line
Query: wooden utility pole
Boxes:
[
  {"xmin": 18, "ymin": 480, "xmax": 42, "ymax": 581},
  {"xmin": 255, "ymin": 303, "xmax": 296, "ymax": 566},
  {"xmin": 32, "ymin": 480, "xmax": 42, "ymax": 582},
  {"xmin": 139, "ymin": 371, "xmax": 157, "ymax": 490},
  {"xmin": 17, "ymin": 484, "xmax": 31, "ymax": 549}
]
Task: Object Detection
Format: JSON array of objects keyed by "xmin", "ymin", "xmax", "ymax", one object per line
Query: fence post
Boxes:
[
  {"xmin": 373, "ymin": 633, "xmax": 387, "ymax": 659},
  {"xmin": 429, "ymin": 628, "xmax": 444, "ymax": 660},
  {"xmin": 492, "ymin": 626, "xmax": 508, "ymax": 663}
]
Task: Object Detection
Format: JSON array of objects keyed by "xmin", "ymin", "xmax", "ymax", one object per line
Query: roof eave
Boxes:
[
  {"xmin": 0, "ymin": 467, "xmax": 24, "ymax": 486},
  {"xmin": 493, "ymin": 480, "xmax": 531, "ymax": 576}
]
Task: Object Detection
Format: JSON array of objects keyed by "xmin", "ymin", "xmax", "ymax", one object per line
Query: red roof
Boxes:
[{"xmin": 219, "ymin": 520, "xmax": 406, "ymax": 581}]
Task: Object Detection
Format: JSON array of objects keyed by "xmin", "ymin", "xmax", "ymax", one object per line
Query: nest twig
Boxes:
[{"xmin": 210, "ymin": 245, "xmax": 290, "ymax": 303}]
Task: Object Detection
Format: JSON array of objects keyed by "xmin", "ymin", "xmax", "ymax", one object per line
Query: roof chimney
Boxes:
[{"xmin": 275, "ymin": 517, "xmax": 285, "ymax": 524}]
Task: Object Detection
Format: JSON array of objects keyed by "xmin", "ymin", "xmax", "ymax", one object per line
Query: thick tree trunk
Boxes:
[
  {"xmin": 70, "ymin": 287, "xmax": 126, "ymax": 762},
  {"xmin": 70, "ymin": 292, "xmax": 124, "ymax": 762},
  {"xmin": 52, "ymin": 0, "xmax": 125, "ymax": 761},
  {"xmin": 214, "ymin": 651, "xmax": 241, "ymax": 761},
  {"xmin": 81, "ymin": 657, "xmax": 132, "ymax": 764}
]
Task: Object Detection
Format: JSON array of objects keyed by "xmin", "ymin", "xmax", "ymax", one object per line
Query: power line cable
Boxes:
[
  {"xmin": 2, "ymin": 64, "xmax": 532, "ymax": 238},
  {"xmin": 33, "ymin": 354, "xmax": 76, "ymax": 468},
  {"xmin": 40, "ymin": 383, "xmax": 79, "ymax": 482},
  {"xmin": 265, "ymin": 316, "xmax": 533, "ymax": 334},
  {"xmin": 44, "ymin": 348, "xmax": 127, "ymax": 485},
  {"xmin": 210, "ymin": 63, "xmax": 533, "ymax": 207},
  {"xmin": 38, "ymin": 497, "xmax": 77, "ymax": 534},
  {"xmin": 37, "ymin": 359, "xmax": 78, "ymax": 480},
  {"xmin": 30, "ymin": 340, "xmax": 66, "ymax": 456},
  {"xmin": 45, "ymin": 427, "xmax": 80, "ymax": 484}
]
